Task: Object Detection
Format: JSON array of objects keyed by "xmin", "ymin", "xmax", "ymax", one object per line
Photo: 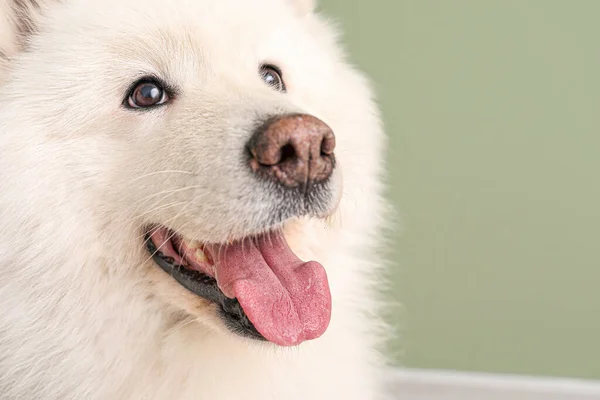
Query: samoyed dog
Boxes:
[{"xmin": 0, "ymin": 0, "xmax": 388, "ymax": 398}]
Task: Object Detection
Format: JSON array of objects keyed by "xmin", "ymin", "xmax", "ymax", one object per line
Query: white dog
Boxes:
[{"xmin": 0, "ymin": 0, "xmax": 388, "ymax": 398}]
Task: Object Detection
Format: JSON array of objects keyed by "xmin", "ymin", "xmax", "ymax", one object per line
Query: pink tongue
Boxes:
[{"xmin": 206, "ymin": 233, "xmax": 332, "ymax": 346}]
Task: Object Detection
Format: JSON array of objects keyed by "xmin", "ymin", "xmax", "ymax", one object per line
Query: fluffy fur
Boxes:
[{"xmin": 0, "ymin": 0, "xmax": 389, "ymax": 398}]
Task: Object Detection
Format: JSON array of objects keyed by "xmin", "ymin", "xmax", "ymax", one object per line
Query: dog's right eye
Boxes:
[{"xmin": 126, "ymin": 80, "xmax": 169, "ymax": 109}]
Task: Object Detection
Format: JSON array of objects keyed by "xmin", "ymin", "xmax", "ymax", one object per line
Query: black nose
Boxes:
[{"xmin": 247, "ymin": 114, "xmax": 336, "ymax": 189}]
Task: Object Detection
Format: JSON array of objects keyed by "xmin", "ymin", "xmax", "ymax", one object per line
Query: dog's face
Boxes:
[{"xmin": 4, "ymin": 0, "xmax": 377, "ymax": 347}]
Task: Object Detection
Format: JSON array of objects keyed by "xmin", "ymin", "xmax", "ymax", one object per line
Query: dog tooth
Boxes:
[
  {"xmin": 181, "ymin": 238, "xmax": 201, "ymax": 249},
  {"xmin": 195, "ymin": 248, "xmax": 208, "ymax": 263}
]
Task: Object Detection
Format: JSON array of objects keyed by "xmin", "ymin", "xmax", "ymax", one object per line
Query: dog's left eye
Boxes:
[
  {"xmin": 260, "ymin": 65, "xmax": 286, "ymax": 92},
  {"xmin": 126, "ymin": 80, "xmax": 169, "ymax": 109}
]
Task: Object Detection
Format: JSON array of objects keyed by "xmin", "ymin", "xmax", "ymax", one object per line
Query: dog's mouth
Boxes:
[{"xmin": 145, "ymin": 226, "xmax": 332, "ymax": 347}]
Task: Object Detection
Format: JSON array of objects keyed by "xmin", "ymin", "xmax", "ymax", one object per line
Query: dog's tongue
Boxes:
[{"xmin": 206, "ymin": 233, "xmax": 331, "ymax": 346}]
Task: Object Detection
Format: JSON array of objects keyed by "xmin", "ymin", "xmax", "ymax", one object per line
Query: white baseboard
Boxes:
[{"xmin": 386, "ymin": 368, "xmax": 600, "ymax": 400}]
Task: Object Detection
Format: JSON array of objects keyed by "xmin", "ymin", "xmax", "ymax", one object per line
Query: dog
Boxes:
[{"xmin": 0, "ymin": 0, "xmax": 389, "ymax": 398}]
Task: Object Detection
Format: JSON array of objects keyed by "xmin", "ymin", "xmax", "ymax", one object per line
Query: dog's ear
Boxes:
[{"xmin": 289, "ymin": 0, "xmax": 316, "ymax": 16}]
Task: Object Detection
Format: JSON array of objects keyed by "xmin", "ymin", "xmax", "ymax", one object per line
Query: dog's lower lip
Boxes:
[{"xmin": 144, "ymin": 230, "xmax": 266, "ymax": 342}]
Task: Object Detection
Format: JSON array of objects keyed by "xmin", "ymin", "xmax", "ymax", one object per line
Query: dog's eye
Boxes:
[
  {"xmin": 260, "ymin": 65, "xmax": 286, "ymax": 92},
  {"xmin": 126, "ymin": 80, "xmax": 169, "ymax": 109}
]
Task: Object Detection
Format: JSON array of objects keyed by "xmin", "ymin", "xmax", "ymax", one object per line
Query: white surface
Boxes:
[{"xmin": 386, "ymin": 368, "xmax": 600, "ymax": 400}]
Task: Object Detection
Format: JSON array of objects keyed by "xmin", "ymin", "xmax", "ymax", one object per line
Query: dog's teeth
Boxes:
[
  {"xmin": 195, "ymin": 248, "xmax": 208, "ymax": 263},
  {"xmin": 182, "ymin": 238, "xmax": 202, "ymax": 249}
]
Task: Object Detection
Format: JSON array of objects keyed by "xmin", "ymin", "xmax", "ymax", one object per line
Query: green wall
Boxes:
[{"xmin": 320, "ymin": 0, "xmax": 600, "ymax": 380}]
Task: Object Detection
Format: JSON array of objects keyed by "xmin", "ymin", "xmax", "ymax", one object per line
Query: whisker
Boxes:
[
  {"xmin": 164, "ymin": 316, "xmax": 198, "ymax": 341},
  {"xmin": 134, "ymin": 201, "xmax": 195, "ymax": 241},
  {"xmin": 134, "ymin": 185, "xmax": 204, "ymax": 207},
  {"xmin": 129, "ymin": 170, "xmax": 195, "ymax": 183},
  {"xmin": 129, "ymin": 189, "xmax": 211, "ymax": 236},
  {"xmin": 131, "ymin": 185, "xmax": 205, "ymax": 218},
  {"xmin": 134, "ymin": 200, "xmax": 190, "ymax": 221}
]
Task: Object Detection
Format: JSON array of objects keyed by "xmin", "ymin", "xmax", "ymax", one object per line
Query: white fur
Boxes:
[
  {"xmin": 289, "ymin": 0, "xmax": 316, "ymax": 16},
  {"xmin": 0, "ymin": 0, "xmax": 389, "ymax": 399}
]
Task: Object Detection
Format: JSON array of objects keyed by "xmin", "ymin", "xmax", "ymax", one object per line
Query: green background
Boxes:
[{"xmin": 320, "ymin": 0, "xmax": 600, "ymax": 380}]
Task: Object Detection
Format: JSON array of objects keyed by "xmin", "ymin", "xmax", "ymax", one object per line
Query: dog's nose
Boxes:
[{"xmin": 248, "ymin": 114, "xmax": 336, "ymax": 189}]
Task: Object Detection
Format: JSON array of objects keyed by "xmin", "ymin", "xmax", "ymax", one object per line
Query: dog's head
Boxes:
[{"xmin": 1, "ymin": 0, "xmax": 383, "ymax": 347}]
